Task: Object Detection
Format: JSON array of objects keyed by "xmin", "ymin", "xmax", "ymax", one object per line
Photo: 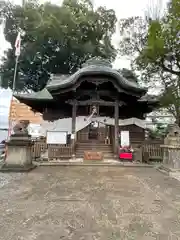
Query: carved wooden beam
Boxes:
[
  {"xmin": 75, "ymin": 90, "xmax": 118, "ymax": 98},
  {"xmin": 66, "ymin": 99, "xmax": 125, "ymax": 106}
]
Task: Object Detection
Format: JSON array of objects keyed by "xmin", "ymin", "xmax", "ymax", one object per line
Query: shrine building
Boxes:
[{"xmin": 14, "ymin": 58, "xmax": 159, "ymax": 160}]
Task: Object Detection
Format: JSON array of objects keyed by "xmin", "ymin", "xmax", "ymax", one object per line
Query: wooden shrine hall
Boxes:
[{"xmin": 14, "ymin": 58, "xmax": 159, "ymax": 160}]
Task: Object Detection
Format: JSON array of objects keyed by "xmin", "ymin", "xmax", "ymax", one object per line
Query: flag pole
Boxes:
[
  {"xmin": 9, "ymin": 55, "xmax": 19, "ymax": 137},
  {"xmin": 12, "ymin": 55, "xmax": 19, "ymax": 93},
  {"xmin": 8, "ymin": 31, "xmax": 21, "ymax": 140},
  {"xmin": 9, "ymin": 55, "xmax": 19, "ymax": 138},
  {"xmin": 8, "ymin": 56, "xmax": 18, "ymax": 140},
  {"xmin": 13, "ymin": 31, "xmax": 21, "ymax": 94}
]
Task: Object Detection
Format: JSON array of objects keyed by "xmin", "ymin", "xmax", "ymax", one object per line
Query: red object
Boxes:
[{"xmin": 119, "ymin": 152, "xmax": 133, "ymax": 160}]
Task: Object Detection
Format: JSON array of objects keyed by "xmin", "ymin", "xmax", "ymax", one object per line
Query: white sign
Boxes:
[
  {"xmin": 120, "ymin": 131, "xmax": 130, "ymax": 147},
  {"xmin": 47, "ymin": 131, "xmax": 67, "ymax": 144},
  {"xmin": 71, "ymin": 134, "xmax": 75, "ymax": 139}
]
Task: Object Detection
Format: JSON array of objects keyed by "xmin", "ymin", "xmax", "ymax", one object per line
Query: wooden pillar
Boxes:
[
  {"xmin": 114, "ymin": 100, "xmax": 119, "ymax": 157},
  {"xmin": 71, "ymin": 100, "xmax": 77, "ymax": 157}
]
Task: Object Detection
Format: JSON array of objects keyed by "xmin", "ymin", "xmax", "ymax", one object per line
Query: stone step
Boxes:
[
  {"xmin": 76, "ymin": 150, "xmax": 113, "ymax": 153},
  {"xmin": 83, "ymin": 160, "xmax": 105, "ymax": 164},
  {"xmin": 76, "ymin": 154, "xmax": 114, "ymax": 159},
  {"xmin": 76, "ymin": 142, "xmax": 111, "ymax": 144},
  {"xmin": 76, "ymin": 143, "xmax": 112, "ymax": 146},
  {"xmin": 76, "ymin": 146, "xmax": 113, "ymax": 149},
  {"xmin": 76, "ymin": 144, "xmax": 112, "ymax": 147},
  {"xmin": 76, "ymin": 148, "xmax": 113, "ymax": 151},
  {"xmin": 76, "ymin": 149, "xmax": 113, "ymax": 154},
  {"xmin": 76, "ymin": 146, "xmax": 113, "ymax": 150},
  {"xmin": 76, "ymin": 142, "xmax": 114, "ymax": 159},
  {"xmin": 76, "ymin": 151, "xmax": 114, "ymax": 155}
]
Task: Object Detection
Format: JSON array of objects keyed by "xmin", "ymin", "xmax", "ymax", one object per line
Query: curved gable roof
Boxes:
[{"xmin": 47, "ymin": 65, "xmax": 147, "ymax": 94}]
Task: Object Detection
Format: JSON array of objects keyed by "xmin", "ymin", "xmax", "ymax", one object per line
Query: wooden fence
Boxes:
[
  {"xmin": 31, "ymin": 138, "xmax": 163, "ymax": 162},
  {"xmin": 31, "ymin": 139, "xmax": 72, "ymax": 160},
  {"xmin": 31, "ymin": 140, "xmax": 47, "ymax": 159},
  {"xmin": 131, "ymin": 139, "xmax": 163, "ymax": 162},
  {"xmin": 48, "ymin": 144, "xmax": 72, "ymax": 160},
  {"xmin": 142, "ymin": 140, "xmax": 163, "ymax": 162}
]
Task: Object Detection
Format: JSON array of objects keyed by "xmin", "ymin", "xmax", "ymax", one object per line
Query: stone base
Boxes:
[
  {"xmin": 0, "ymin": 163, "xmax": 36, "ymax": 172},
  {"xmin": 157, "ymin": 164, "xmax": 180, "ymax": 176},
  {"xmin": 32, "ymin": 160, "xmax": 153, "ymax": 167},
  {"xmin": 4, "ymin": 134, "xmax": 34, "ymax": 172},
  {"xmin": 114, "ymin": 154, "xmax": 118, "ymax": 159}
]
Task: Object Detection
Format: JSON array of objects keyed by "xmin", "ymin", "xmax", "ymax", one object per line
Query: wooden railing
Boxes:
[
  {"xmin": 48, "ymin": 144, "xmax": 72, "ymax": 160},
  {"xmin": 131, "ymin": 140, "xmax": 163, "ymax": 162},
  {"xmin": 31, "ymin": 136, "xmax": 163, "ymax": 162},
  {"xmin": 142, "ymin": 140, "xmax": 163, "ymax": 162},
  {"xmin": 32, "ymin": 139, "xmax": 73, "ymax": 160},
  {"xmin": 31, "ymin": 140, "xmax": 47, "ymax": 159}
]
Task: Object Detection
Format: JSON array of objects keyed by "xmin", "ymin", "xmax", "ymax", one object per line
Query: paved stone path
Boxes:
[{"xmin": 0, "ymin": 167, "xmax": 180, "ymax": 240}]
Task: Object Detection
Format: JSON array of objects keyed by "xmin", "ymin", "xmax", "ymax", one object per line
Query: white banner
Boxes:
[{"xmin": 120, "ymin": 131, "xmax": 130, "ymax": 147}]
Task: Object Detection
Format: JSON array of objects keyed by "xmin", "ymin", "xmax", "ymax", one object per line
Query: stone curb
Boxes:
[
  {"xmin": 33, "ymin": 161, "xmax": 154, "ymax": 167},
  {"xmin": 156, "ymin": 165, "xmax": 180, "ymax": 176},
  {"xmin": 0, "ymin": 164, "xmax": 36, "ymax": 173}
]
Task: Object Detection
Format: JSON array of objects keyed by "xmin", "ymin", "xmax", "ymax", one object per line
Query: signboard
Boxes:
[
  {"xmin": 120, "ymin": 131, "xmax": 130, "ymax": 147},
  {"xmin": 47, "ymin": 131, "xmax": 67, "ymax": 144}
]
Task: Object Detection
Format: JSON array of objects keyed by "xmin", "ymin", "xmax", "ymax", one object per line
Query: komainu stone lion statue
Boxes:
[
  {"xmin": 13, "ymin": 120, "xmax": 30, "ymax": 134},
  {"xmin": 164, "ymin": 123, "xmax": 180, "ymax": 145},
  {"xmin": 167, "ymin": 124, "xmax": 180, "ymax": 137}
]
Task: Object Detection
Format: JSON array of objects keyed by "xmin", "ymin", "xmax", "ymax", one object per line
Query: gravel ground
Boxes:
[{"xmin": 0, "ymin": 166, "xmax": 180, "ymax": 240}]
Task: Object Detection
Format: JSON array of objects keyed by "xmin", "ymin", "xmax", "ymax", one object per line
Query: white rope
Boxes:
[{"xmin": 86, "ymin": 107, "xmax": 97, "ymax": 122}]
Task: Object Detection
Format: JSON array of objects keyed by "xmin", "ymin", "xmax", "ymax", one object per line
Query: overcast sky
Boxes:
[{"xmin": 0, "ymin": 0, "xmax": 168, "ymax": 128}]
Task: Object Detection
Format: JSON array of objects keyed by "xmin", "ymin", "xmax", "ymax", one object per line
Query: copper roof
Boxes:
[
  {"xmin": 47, "ymin": 65, "xmax": 146, "ymax": 93},
  {"xmin": 9, "ymin": 98, "xmax": 43, "ymax": 124}
]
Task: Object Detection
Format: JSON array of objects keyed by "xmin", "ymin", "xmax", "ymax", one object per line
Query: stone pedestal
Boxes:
[
  {"xmin": 160, "ymin": 124, "xmax": 180, "ymax": 172},
  {"xmin": 161, "ymin": 145, "xmax": 180, "ymax": 169},
  {"xmin": 1, "ymin": 134, "xmax": 36, "ymax": 172},
  {"xmin": 133, "ymin": 147, "xmax": 143, "ymax": 162}
]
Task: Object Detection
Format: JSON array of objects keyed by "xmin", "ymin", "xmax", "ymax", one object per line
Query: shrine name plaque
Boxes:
[{"xmin": 84, "ymin": 151, "xmax": 103, "ymax": 161}]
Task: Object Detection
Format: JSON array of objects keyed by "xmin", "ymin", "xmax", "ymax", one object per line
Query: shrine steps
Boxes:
[{"xmin": 75, "ymin": 142, "xmax": 114, "ymax": 159}]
